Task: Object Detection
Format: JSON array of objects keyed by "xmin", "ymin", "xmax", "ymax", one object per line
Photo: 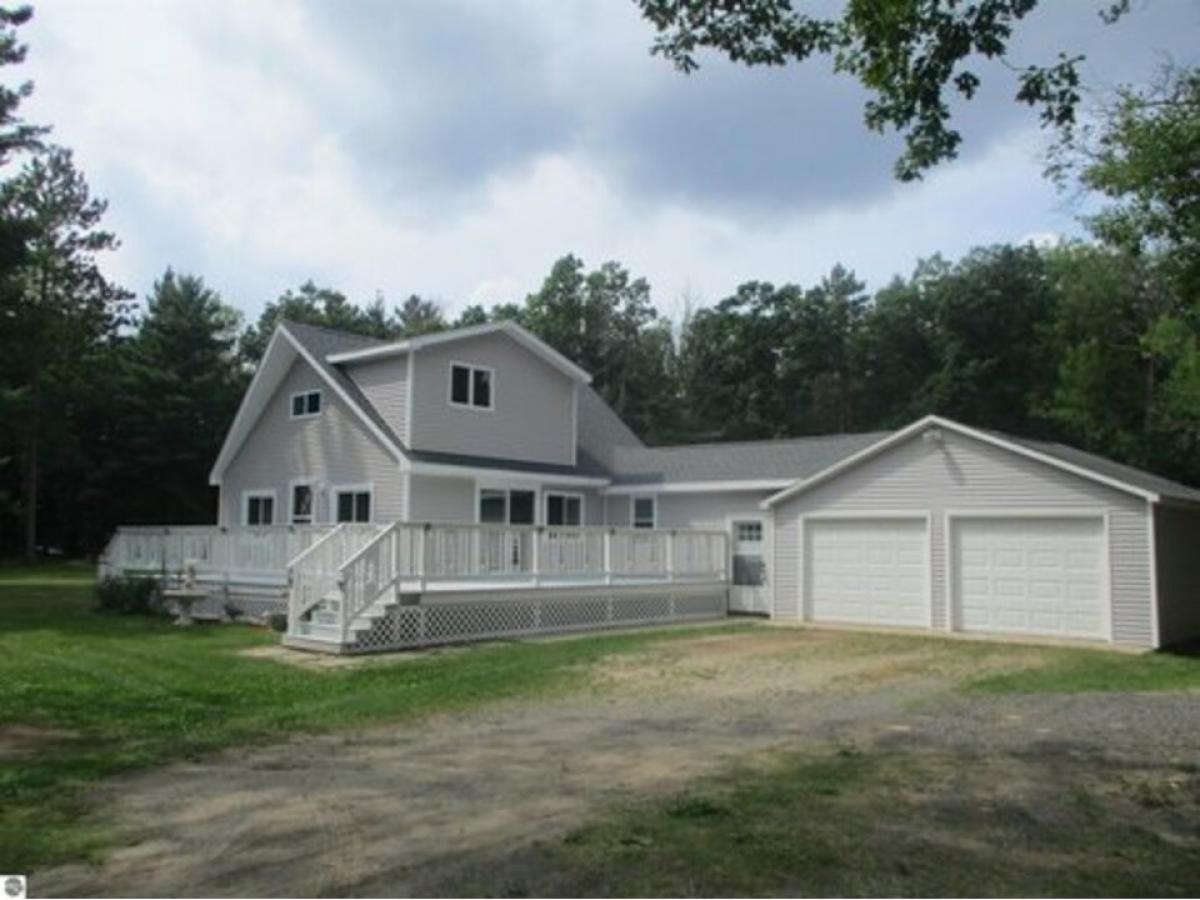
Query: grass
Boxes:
[
  {"xmin": 469, "ymin": 747, "xmax": 1200, "ymax": 897},
  {"xmin": 0, "ymin": 562, "xmax": 742, "ymax": 873},
  {"xmin": 969, "ymin": 642, "xmax": 1200, "ymax": 693}
]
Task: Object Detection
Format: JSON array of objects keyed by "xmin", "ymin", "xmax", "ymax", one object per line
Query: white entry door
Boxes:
[
  {"xmin": 729, "ymin": 517, "xmax": 770, "ymax": 614},
  {"xmin": 805, "ymin": 517, "xmax": 929, "ymax": 627},
  {"xmin": 951, "ymin": 516, "xmax": 1107, "ymax": 639}
]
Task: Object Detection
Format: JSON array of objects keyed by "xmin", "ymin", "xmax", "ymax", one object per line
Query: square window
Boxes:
[
  {"xmin": 335, "ymin": 490, "xmax": 371, "ymax": 523},
  {"xmin": 291, "ymin": 390, "xmax": 321, "ymax": 419},
  {"xmin": 735, "ymin": 522, "xmax": 763, "ymax": 543},
  {"xmin": 546, "ymin": 493, "xmax": 582, "ymax": 527},
  {"xmin": 450, "ymin": 363, "xmax": 495, "ymax": 409},
  {"xmin": 246, "ymin": 494, "xmax": 274, "ymax": 526}
]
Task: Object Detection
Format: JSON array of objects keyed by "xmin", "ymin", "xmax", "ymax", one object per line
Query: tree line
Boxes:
[{"xmin": 0, "ymin": 7, "xmax": 1196, "ymax": 558}]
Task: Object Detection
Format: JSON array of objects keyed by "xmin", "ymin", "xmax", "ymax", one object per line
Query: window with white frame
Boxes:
[
  {"xmin": 244, "ymin": 491, "xmax": 276, "ymax": 526},
  {"xmin": 333, "ymin": 487, "xmax": 371, "ymax": 523},
  {"xmin": 632, "ymin": 495, "xmax": 656, "ymax": 529},
  {"xmin": 291, "ymin": 483, "xmax": 314, "ymax": 524},
  {"xmin": 449, "ymin": 363, "xmax": 494, "ymax": 409},
  {"xmin": 290, "ymin": 390, "xmax": 321, "ymax": 419},
  {"xmin": 735, "ymin": 521, "xmax": 763, "ymax": 543},
  {"xmin": 479, "ymin": 488, "xmax": 535, "ymax": 525},
  {"xmin": 545, "ymin": 491, "xmax": 583, "ymax": 527}
]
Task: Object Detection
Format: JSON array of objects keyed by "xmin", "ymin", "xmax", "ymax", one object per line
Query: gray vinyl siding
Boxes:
[
  {"xmin": 656, "ymin": 491, "xmax": 774, "ymax": 531},
  {"xmin": 1153, "ymin": 504, "xmax": 1200, "ymax": 647},
  {"xmin": 409, "ymin": 331, "xmax": 575, "ymax": 466},
  {"xmin": 409, "ymin": 474, "xmax": 475, "ymax": 523},
  {"xmin": 771, "ymin": 429, "xmax": 1155, "ymax": 647},
  {"xmin": 219, "ymin": 359, "xmax": 404, "ymax": 526},
  {"xmin": 347, "ymin": 355, "xmax": 409, "ymax": 444}
]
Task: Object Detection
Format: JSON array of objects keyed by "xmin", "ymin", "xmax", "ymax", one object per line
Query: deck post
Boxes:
[
  {"xmin": 604, "ymin": 529, "xmax": 613, "ymax": 585},
  {"xmin": 532, "ymin": 526, "xmax": 541, "ymax": 587},
  {"xmin": 418, "ymin": 523, "xmax": 429, "ymax": 593},
  {"xmin": 666, "ymin": 530, "xmax": 675, "ymax": 582}
]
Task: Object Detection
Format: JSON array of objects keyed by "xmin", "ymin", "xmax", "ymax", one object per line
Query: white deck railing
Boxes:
[
  {"xmin": 99, "ymin": 525, "xmax": 340, "ymax": 584},
  {"xmin": 318, "ymin": 523, "xmax": 728, "ymax": 642}
]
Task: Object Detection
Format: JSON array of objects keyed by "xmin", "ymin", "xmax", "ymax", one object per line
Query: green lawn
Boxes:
[
  {"xmin": 483, "ymin": 747, "xmax": 1200, "ymax": 897},
  {"xmin": 0, "ymin": 562, "xmax": 741, "ymax": 873}
]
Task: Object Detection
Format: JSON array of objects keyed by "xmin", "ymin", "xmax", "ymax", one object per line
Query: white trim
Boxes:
[
  {"xmin": 209, "ymin": 329, "xmax": 289, "ymax": 484},
  {"xmin": 242, "ymin": 489, "xmax": 278, "ymax": 527},
  {"xmin": 288, "ymin": 389, "xmax": 322, "ymax": 420},
  {"xmin": 1147, "ymin": 500, "xmax": 1161, "ymax": 648},
  {"xmin": 630, "ymin": 494, "xmax": 657, "ymax": 529},
  {"xmin": 401, "ymin": 468, "xmax": 412, "ymax": 522},
  {"xmin": 330, "ymin": 482, "xmax": 374, "ymax": 524},
  {"xmin": 762, "ymin": 415, "xmax": 1161, "ymax": 509},
  {"xmin": 447, "ymin": 360, "xmax": 496, "ymax": 412},
  {"xmin": 282, "ymin": 326, "xmax": 407, "ymax": 463},
  {"xmin": 800, "ymin": 512, "xmax": 934, "ymax": 629},
  {"xmin": 544, "ymin": 490, "xmax": 585, "ymax": 527},
  {"xmin": 325, "ymin": 320, "xmax": 593, "ymax": 384},
  {"xmin": 407, "ymin": 459, "xmax": 609, "ymax": 488},
  {"xmin": 606, "ymin": 479, "xmax": 791, "ymax": 496},
  {"xmin": 288, "ymin": 478, "xmax": 317, "ymax": 525},
  {"xmin": 944, "ymin": 509, "xmax": 1112, "ymax": 643},
  {"xmin": 404, "ymin": 350, "xmax": 415, "ymax": 447},
  {"xmin": 571, "ymin": 383, "xmax": 579, "ymax": 468}
]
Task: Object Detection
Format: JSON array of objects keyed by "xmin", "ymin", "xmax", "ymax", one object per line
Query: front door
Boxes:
[{"xmin": 729, "ymin": 517, "xmax": 770, "ymax": 614}]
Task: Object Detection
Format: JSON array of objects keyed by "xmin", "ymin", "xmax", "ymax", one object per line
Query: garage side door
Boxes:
[
  {"xmin": 805, "ymin": 518, "xmax": 929, "ymax": 627},
  {"xmin": 951, "ymin": 516, "xmax": 1107, "ymax": 639}
]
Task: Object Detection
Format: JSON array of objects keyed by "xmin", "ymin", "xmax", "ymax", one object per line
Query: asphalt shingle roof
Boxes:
[{"xmin": 607, "ymin": 431, "xmax": 891, "ymax": 486}]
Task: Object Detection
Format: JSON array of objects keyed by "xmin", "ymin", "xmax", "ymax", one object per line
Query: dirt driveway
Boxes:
[{"xmin": 35, "ymin": 625, "xmax": 1200, "ymax": 898}]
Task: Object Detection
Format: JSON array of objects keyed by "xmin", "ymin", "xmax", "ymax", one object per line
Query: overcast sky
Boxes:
[{"xmin": 20, "ymin": 1, "xmax": 1200, "ymax": 322}]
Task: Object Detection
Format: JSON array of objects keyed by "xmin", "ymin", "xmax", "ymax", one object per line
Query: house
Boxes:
[{"xmin": 102, "ymin": 319, "xmax": 1200, "ymax": 653}]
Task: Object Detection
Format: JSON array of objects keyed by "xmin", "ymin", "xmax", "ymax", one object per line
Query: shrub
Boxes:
[
  {"xmin": 95, "ymin": 576, "xmax": 162, "ymax": 615},
  {"xmin": 223, "ymin": 602, "xmax": 243, "ymax": 621},
  {"xmin": 265, "ymin": 612, "xmax": 288, "ymax": 633}
]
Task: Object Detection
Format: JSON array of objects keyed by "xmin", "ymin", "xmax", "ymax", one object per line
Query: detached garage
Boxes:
[{"xmin": 766, "ymin": 416, "xmax": 1200, "ymax": 650}]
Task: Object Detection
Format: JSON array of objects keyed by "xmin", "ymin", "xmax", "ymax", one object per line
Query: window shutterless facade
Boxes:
[
  {"xmin": 290, "ymin": 390, "xmax": 321, "ymax": 418},
  {"xmin": 243, "ymin": 490, "xmax": 276, "ymax": 526},
  {"xmin": 632, "ymin": 495, "xmax": 656, "ymax": 529},
  {"xmin": 290, "ymin": 482, "xmax": 314, "ymax": 524},
  {"xmin": 332, "ymin": 486, "xmax": 372, "ymax": 523},
  {"xmin": 545, "ymin": 491, "xmax": 583, "ymax": 527},
  {"xmin": 449, "ymin": 362, "xmax": 494, "ymax": 410}
]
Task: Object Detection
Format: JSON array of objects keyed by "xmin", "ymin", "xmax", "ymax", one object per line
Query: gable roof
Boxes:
[
  {"xmin": 325, "ymin": 320, "xmax": 593, "ymax": 384},
  {"xmin": 208, "ymin": 321, "xmax": 405, "ymax": 485},
  {"xmin": 606, "ymin": 431, "xmax": 889, "ymax": 492},
  {"xmin": 761, "ymin": 415, "xmax": 1200, "ymax": 508}
]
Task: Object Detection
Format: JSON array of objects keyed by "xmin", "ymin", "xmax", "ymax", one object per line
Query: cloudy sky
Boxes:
[{"xmin": 20, "ymin": 1, "xmax": 1200, "ymax": 322}]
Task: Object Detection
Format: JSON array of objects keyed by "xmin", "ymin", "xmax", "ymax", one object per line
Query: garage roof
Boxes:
[{"xmin": 761, "ymin": 416, "xmax": 1200, "ymax": 508}]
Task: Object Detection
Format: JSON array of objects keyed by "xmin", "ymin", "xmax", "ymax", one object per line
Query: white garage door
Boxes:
[
  {"xmin": 951, "ymin": 517, "xmax": 1107, "ymax": 639},
  {"xmin": 805, "ymin": 518, "xmax": 929, "ymax": 627}
]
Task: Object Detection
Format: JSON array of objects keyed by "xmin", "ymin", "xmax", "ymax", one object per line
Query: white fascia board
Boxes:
[
  {"xmin": 605, "ymin": 479, "xmax": 792, "ymax": 495},
  {"xmin": 408, "ymin": 459, "xmax": 609, "ymax": 488},
  {"xmin": 208, "ymin": 329, "xmax": 293, "ymax": 485},
  {"xmin": 760, "ymin": 414, "xmax": 1160, "ymax": 509}
]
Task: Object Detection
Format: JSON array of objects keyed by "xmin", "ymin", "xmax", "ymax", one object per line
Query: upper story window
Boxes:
[
  {"xmin": 290, "ymin": 390, "xmax": 321, "ymax": 419},
  {"xmin": 449, "ymin": 363, "xmax": 494, "ymax": 410},
  {"xmin": 632, "ymin": 495, "xmax": 656, "ymax": 529}
]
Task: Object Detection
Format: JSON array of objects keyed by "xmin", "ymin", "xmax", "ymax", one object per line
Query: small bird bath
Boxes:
[{"xmin": 163, "ymin": 562, "xmax": 206, "ymax": 626}]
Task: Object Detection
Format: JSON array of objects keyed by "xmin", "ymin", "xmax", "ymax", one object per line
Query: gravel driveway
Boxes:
[{"xmin": 35, "ymin": 626, "xmax": 1200, "ymax": 898}]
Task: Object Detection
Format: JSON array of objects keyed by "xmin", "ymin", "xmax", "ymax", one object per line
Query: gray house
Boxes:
[{"xmin": 103, "ymin": 319, "xmax": 1200, "ymax": 652}]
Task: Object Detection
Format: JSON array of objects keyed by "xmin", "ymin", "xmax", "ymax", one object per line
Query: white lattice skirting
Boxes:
[{"xmin": 351, "ymin": 583, "xmax": 728, "ymax": 653}]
